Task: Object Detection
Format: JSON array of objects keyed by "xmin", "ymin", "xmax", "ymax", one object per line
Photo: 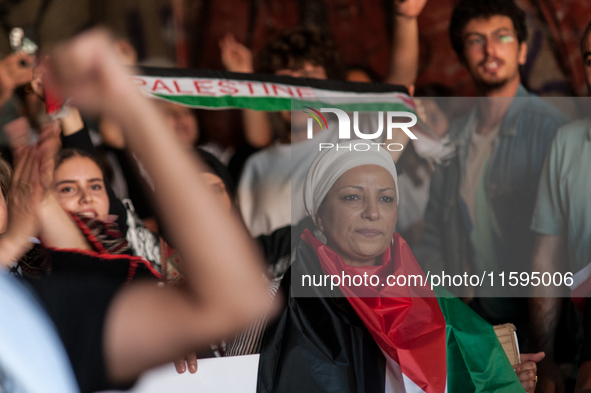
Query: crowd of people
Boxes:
[{"xmin": 2, "ymin": 0, "xmax": 591, "ymax": 392}]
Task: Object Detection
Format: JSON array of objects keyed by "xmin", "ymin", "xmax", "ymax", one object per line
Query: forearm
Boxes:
[
  {"xmin": 111, "ymin": 91, "xmax": 269, "ymax": 314},
  {"xmin": 384, "ymin": 15, "xmax": 419, "ymax": 87},
  {"xmin": 530, "ymin": 297, "xmax": 561, "ymax": 356},
  {"xmin": 60, "ymin": 122, "xmax": 97, "ymax": 158},
  {"xmin": 59, "ymin": 108, "xmax": 85, "ymax": 136},
  {"xmin": 243, "ymin": 109, "xmax": 273, "ymax": 147},
  {"xmin": 48, "ymin": 30, "xmax": 272, "ymax": 385},
  {"xmin": 38, "ymin": 193, "xmax": 91, "ymax": 250},
  {"xmin": 529, "ymin": 234, "xmax": 565, "ymax": 355}
]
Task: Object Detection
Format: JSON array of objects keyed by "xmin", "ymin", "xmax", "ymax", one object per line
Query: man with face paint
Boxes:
[
  {"xmin": 530, "ymin": 21, "xmax": 591, "ymax": 393},
  {"xmin": 416, "ymin": 0, "xmax": 568, "ymax": 360}
]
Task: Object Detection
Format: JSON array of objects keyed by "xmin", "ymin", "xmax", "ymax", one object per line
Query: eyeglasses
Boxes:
[{"xmin": 464, "ymin": 29, "xmax": 517, "ymax": 50}]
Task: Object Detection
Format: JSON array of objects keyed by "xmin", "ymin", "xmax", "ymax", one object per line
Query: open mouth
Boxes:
[
  {"xmin": 481, "ymin": 59, "xmax": 503, "ymax": 73},
  {"xmin": 76, "ymin": 210, "xmax": 98, "ymax": 219}
]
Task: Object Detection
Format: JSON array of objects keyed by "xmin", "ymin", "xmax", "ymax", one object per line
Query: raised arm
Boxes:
[
  {"xmin": 30, "ymin": 64, "xmax": 130, "ymax": 239},
  {"xmin": 382, "ymin": 0, "xmax": 428, "ymax": 162},
  {"xmin": 50, "ymin": 30, "xmax": 273, "ymax": 383},
  {"xmin": 220, "ymin": 34, "xmax": 274, "ymax": 148},
  {"xmin": 37, "ymin": 123, "xmax": 91, "ymax": 250},
  {"xmin": 384, "ymin": 0, "xmax": 428, "ymax": 88}
]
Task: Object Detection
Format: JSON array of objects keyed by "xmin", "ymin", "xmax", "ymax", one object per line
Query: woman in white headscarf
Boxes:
[{"xmin": 256, "ymin": 143, "xmax": 539, "ymax": 393}]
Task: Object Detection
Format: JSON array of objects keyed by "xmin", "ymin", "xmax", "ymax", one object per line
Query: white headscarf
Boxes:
[{"xmin": 304, "ymin": 143, "xmax": 398, "ymax": 225}]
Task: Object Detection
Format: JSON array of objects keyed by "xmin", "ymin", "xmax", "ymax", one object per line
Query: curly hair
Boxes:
[
  {"xmin": 0, "ymin": 156, "xmax": 11, "ymax": 199},
  {"xmin": 449, "ymin": 0, "xmax": 528, "ymax": 60},
  {"xmin": 254, "ymin": 27, "xmax": 344, "ymax": 80}
]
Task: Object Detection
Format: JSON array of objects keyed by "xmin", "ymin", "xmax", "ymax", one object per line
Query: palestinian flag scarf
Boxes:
[
  {"xmin": 133, "ymin": 67, "xmax": 414, "ymax": 113},
  {"xmin": 257, "ymin": 230, "xmax": 524, "ymax": 393},
  {"xmin": 14, "ymin": 213, "xmax": 161, "ymax": 284}
]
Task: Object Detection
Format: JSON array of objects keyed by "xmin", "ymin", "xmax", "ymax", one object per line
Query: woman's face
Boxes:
[
  {"xmin": 53, "ymin": 156, "xmax": 110, "ymax": 221},
  {"xmin": 158, "ymin": 101, "xmax": 199, "ymax": 147},
  {"xmin": 317, "ymin": 165, "xmax": 397, "ymax": 266}
]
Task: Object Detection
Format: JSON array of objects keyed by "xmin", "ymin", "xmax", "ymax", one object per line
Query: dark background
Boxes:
[{"xmin": 2, "ymin": 0, "xmax": 590, "ymax": 147}]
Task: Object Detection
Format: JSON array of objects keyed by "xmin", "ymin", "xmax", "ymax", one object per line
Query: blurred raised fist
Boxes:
[
  {"xmin": 220, "ymin": 34, "xmax": 254, "ymax": 74},
  {"xmin": 394, "ymin": 0, "xmax": 428, "ymax": 18},
  {"xmin": 0, "ymin": 52, "xmax": 35, "ymax": 106},
  {"xmin": 48, "ymin": 30, "xmax": 137, "ymax": 116}
]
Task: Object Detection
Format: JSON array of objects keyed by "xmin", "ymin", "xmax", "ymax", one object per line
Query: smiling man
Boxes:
[{"xmin": 416, "ymin": 0, "xmax": 568, "ymax": 356}]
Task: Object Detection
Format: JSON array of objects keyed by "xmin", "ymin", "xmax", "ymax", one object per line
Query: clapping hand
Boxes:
[{"xmin": 0, "ymin": 145, "xmax": 44, "ymax": 265}]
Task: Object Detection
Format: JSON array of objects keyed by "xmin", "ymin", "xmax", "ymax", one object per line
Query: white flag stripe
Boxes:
[{"xmin": 381, "ymin": 349, "xmax": 446, "ymax": 393}]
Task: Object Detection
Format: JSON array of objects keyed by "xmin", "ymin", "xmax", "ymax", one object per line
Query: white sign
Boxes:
[{"xmin": 99, "ymin": 355, "xmax": 259, "ymax": 393}]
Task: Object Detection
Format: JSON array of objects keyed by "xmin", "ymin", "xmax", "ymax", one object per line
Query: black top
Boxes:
[
  {"xmin": 23, "ymin": 274, "xmax": 129, "ymax": 393},
  {"xmin": 255, "ymin": 217, "xmax": 316, "ymax": 279},
  {"xmin": 19, "ymin": 247, "xmax": 160, "ymax": 392},
  {"xmin": 581, "ymin": 300, "xmax": 591, "ymax": 362},
  {"xmin": 257, "ymin": 238, "xmax": 386, "ymax": 393}
]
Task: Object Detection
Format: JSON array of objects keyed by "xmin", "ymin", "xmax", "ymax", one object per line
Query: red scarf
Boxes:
[
  {"xmin": 302, "ymin": 229, "xmax": 447, "ymax": 393},
  {"xmin": 17, "ymin": 213, "xmax": 161, "ymax": 282}
]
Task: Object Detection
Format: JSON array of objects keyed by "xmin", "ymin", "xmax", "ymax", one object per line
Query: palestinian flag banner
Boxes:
[
  {"xmin": 257, "ymin": 232, "xmax": 524, "ymax": 393},
  {"xmin": 132, "ymin": 67, "xmax": 415, "ymax": 113}
]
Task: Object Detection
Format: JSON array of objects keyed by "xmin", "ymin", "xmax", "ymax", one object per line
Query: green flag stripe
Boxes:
[
  {"xmin": 435, "ymin": 289, "xmax": 524, "ymax": 393},
  {"xmin": 153, "ymin": 93, "xmax": 416, "ymax": 113}
]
